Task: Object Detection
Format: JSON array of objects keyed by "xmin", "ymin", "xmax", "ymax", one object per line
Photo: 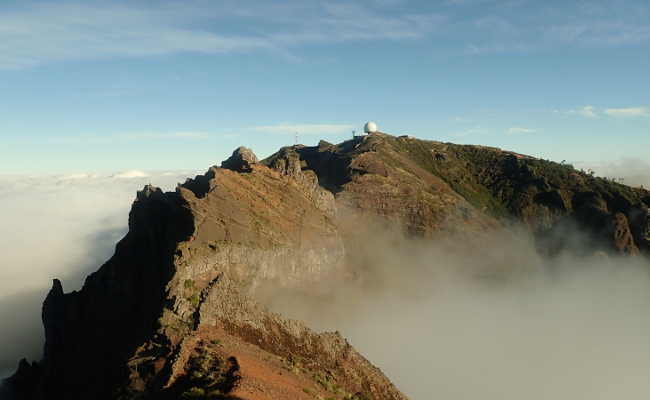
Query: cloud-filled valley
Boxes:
[{"xmin": 258, "ymin": 226, "xmax": 650, "ymax": 399}]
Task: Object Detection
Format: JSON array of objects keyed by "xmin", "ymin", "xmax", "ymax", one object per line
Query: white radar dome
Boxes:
[{"xmin": 364, "ymin": 121, "xmax": 378, "ymax": 134}]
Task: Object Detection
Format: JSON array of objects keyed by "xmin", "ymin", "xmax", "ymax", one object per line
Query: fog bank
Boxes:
[
  {"xmin": 584, "ymin": 157, "xmax": 650, "ymax": 188},
  {"xmin": 258, "ymin": 224, "xmax": 650, "ymax": 399}
]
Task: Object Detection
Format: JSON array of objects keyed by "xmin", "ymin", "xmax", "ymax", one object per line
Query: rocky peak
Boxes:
[
  {"xmin": 221, "ymin": 146, "xmax": 258, "ymax": 172},
  {"xmin": 263, "ymin": 146, "xmax": 303, "ymax": 177},
  {"xmin": 136, "ymin": 184, "xmax": 163, "ymax": 201}
]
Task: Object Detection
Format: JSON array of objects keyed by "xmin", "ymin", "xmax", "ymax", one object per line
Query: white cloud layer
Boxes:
[
  {"xmin": 581, "ymin": 157, "xmax": 650, "ymax": 188},
  {"xmin": 112, "ymin": 170, "xmax": 150, "ymax": 179}
]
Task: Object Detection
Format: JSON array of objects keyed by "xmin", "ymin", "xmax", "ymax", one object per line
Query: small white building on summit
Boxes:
[{"xmin": 364, "ymin": 121, "xmax": 378, "ymax": 134}]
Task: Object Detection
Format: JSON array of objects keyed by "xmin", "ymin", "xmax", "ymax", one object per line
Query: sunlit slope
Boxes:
[{"xmin": 270, "ymin": 132, "xmax": 649, "ymax": 254}]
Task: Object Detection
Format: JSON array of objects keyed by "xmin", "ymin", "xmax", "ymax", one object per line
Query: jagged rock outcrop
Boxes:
[
  {"xmin": 6, "ymin": 132, "xmax": 650, "ymax": 400},
  {"xmin": 221, "ymin": 146, "xmax": 259, "ymax": 172},
  {"xmin": 263, "ymin": 145, "xmax": 336, "ymax": 216}
]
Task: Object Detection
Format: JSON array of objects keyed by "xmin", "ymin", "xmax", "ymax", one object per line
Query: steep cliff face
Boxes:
[
  {"xmin": 32, "ymin": 185, "xmax": 195, "ymax": 399},
  {"xmin": 6, "ymin": 132, "xmax": 650, "ymax": 399}
]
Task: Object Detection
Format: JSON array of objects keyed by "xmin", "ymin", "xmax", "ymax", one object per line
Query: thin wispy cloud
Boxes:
[
  {"xmin": 253, "ymin": 123, "xmax": 354, "ymax": 135},
  {"xmin": 0, "ymin": 3, "xmax": 273, "ymax": 69},
  {"xmin": 466, "ymin": 42, "xmax": 530, "ymax": 54},
  {"xmin": 563, "ymin": 105, "xmax": 649, "ymax": 119},
  {"xmin": 0, "ymin": 2, "xmax": 443, "ymax": 69},
  {"xmin": 565, "ymin": 105, "xmax": 598, "ymax": 118},
  {"xmin": 462, "ymin": 2, "xmax": 650, "ymax": 55},
  {"xmin": 475, "ymin": 16, "xmax": 516, "ymax": 34},
  {"xmin": 604, "ymin": 107, "xmax": 650, "ymax": 117},
  {"xmin": 544, "ymin": 20, "xmax": 650, "ymax": 46},
  {"xmin": 2, "ymin": 1, "xmax": 648, "ymax": 69},
  {"xmin": 121, "ymin": 132, "xmax": 212, "ymax": 140},
  {"xmin": 451, "ymin": 126, "xmax": 486, "ymax": 137},
  {"xmin": 507, "ymin": 127, "xmax": 536, "ymax": 135},
  {"xmin": 48, "ymin": 131, "xmax": 213, "ymax": 144},
  {"xmin": 288, "ymin": 3, "xmax": 444, "ymax": 42}
]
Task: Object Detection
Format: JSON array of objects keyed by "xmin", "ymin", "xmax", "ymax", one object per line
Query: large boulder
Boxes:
[{"xmin": 221, "ymin": 146, "xmax": 258, "ymax": 172}]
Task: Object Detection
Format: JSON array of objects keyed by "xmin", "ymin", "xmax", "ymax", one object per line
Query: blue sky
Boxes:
[{"xmin": 1, "ymin": 0, "xmax": 648, "ymax": 174}]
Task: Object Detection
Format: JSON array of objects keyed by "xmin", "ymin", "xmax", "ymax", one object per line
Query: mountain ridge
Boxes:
[{"xmin": 4, "ymin": 131, "xmax": 649, "ymax": 399}]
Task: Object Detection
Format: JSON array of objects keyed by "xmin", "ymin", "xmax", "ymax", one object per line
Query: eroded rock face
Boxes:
[
  {"xmin": 610, "ymin": 212, "xmax": 640, "ymax": 255},
  {"xmin": 221, "ymin": 146, "xmax": 259, "ymax": 172}
]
